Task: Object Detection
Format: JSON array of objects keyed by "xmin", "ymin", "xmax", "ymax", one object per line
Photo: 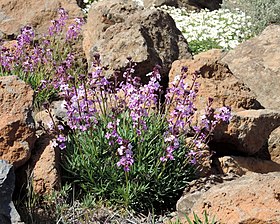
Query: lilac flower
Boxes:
[
  {"xmin": 117, "ymin": 143, "xmax": 134, "ymax": 172},
  {"xmin": 58, "ymin": 125, "xmax": 64, "ymax": 131},
  {"xmin": 66, "ymin": 17, "xmax": 85, "ymax": 41},
  {"xmin": 57, "ymin": 134, "xmax": 66, "ymax": 142},
  {"xmin": 48, "ymin": 8, "xmax": 68, "ymax": 36},
  {"xmin": 214, "ymin": 106, "xmax": 231, "ymax": 122},
  {"xmin": 59, "ymin": 142, "xmax": 66, "ymax": 150},
  {"xmin": 17, "ymin": 26, "xmax": 35, "ymax": 47}
]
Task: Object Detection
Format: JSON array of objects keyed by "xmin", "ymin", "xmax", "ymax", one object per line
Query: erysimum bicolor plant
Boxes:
[
  {"xmin": 0, "ymin": 8, "xmax": 85, "ymax": 108},
  {"xmin": 43, "ymin": 54, "xmax": 231, "ymax": 212}
]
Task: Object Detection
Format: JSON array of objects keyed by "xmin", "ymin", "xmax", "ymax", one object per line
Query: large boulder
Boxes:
[
  {"xmin": 168, "ymin": 49, "xmax": 262, "ymax": 112},
  {"xmin": 177, "ymin": 172, "xmax": 280, "ymax": 224},
  {"xmin": 83, "ymin": 0, "xmax": 192, "ymax": 82},
  {"xmin": 0, "ymin": 160, "xmax": 22, "ymax": 224},
  {"xmin": 213, "ymin": 109, "xmax": 280, "ymax": 157},
  {"xmin": 176, "ymin": 174, "xmax": 238, "ymax": 215},
  {"xmin": 0, "ymin": 0, "xmax": 82, "ymax": 37},
  {"xmin": 221, "ymin": 25, "xmax": 280, "ymax": 110},
  {"xmin": 0, "ymin": 76, "xmax": 36, "ymax": 168}
]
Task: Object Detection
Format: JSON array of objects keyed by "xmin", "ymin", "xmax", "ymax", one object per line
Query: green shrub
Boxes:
[
  {"xmin": 63, "ymin": 112, "xmax": 196, "ymax": 212},
  {"xmin": 52, "ymin": 57, "xmax": 231, "ymax": 213},
  {"xmin": 222, "ymin": 0, "xmax": 280, "ymax": 35},
  {"xmin": 188, "ymin": 39, "xmax": 222, "ymax": 55}
]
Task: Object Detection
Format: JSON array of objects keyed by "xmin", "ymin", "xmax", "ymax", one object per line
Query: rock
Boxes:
[
  {"xmin": 143, "ymin": 0, "xmax": 178, "ymax": 8},
  {"xmin": 178, "ymin": 0, "xmax": 222, "ymax": 10},
  {"xmin": 221, "ymin": 25, "xmax": 280, "ymax": 110},
  {"xmin": 269, "ymin": 127, "xmax": 280, "ymax": 164},
  {"xmin": 0, "ymin": 0, "xmax": 82, "ymax": 36},
  {"xmin": 144, "ymin": 0, "xmax": 222, "ymax": 10},
  {"xmin": 216, "ymin": 156, "xmax": 280, "ymax": 176},
  {"xmin": 213, "ymin": 109, "xmax": 280, "ymax": 157},
  {"xmin": 34, "ymin": 100, "xmax": 68, "ymax": 131},
  {"xmin": 168, "ymin": 49, "xmax": 262, "ymax": 113},
  {"xmin": 83, "ymin": 0, "xmax": 192, "ymax": 82},
  {"xmin": 176, "ymin": 174, "xmax": 238, "ymax": 215},
  {"xmin": 0, "ymin": 160, "xmax": 22, "ymax": 223},
  {"xmin": 0, "ymin": 76, "xmax": 36, "ymax": 168},
  {"xmin": 30, "ymin": 135, "xmax": 61, "ymax": 194},
  {"xmin": 178, "ymin": 172, "xmax": 280, "ymax": 224}
]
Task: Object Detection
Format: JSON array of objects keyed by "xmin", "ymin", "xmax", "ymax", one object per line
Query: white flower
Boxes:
[{"xmin": 160, "ymin": 6, "xmax": 254, "ymax": 52}]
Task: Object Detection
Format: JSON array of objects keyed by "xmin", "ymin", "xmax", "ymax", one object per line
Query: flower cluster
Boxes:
[
  {"xmin": 0, "ymin": 8, "xmax": 84, "ymax": 108},
  {"xmin": 160, "ymin": 67, "xmax": 231, "ymax": 162},
  {"xmin": 159, "ymin": 5, "xmax": 254, "ymax": 51},
  {"xmin": 44, "ymin": 51, "xmax": 231, "ymax": 171}
]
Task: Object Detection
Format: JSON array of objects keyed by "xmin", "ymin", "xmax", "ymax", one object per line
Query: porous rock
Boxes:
[
  {"xmin": 269, "ymin": 127, "xmax": 280, "ymax": 164},
  {"xmin": 176, "ymin": 174, "xmax": 238, "ymax": 215},
  {"xmin": 178, "ymin": 172, "xmax": 280, "ymax": 224},
  {"xmin": 0, "ymin": 160, "xmax": 22, "ymax": 224},
  {"xmin": 31, "ymin": 135, "xmax": 61, "ymax": 194},
  {"xmin": 0, "ymin": 0, "xmax": 82, "ymax": 36},
  {"xmin": 213, "ymin": 109, "xmax": 280, "ymax": 156},
  {"xmin": 83, "ymin": 0, "xmax": 192, "ymax": 81},
  {"xmin": 221, "ymin": 25, "xmax": 280, "ymax": 110},
  {"xmin": 168, "ymin": 49, "xmax": 262, "ymax": 113},
  {"xmin": 216, "ymin": 155, "xmax": 280, "ymax": 176},
  {"xmin": 0, "ymin": 76, "xmax": 36, "ymax": 168}
]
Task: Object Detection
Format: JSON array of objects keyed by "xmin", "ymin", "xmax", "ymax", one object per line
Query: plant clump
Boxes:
[
  {"xmin": 159, "ymin": 5, "xmax": 254, "ymax": 54},
  {"xmin": 222, "ymin": 0, "xmax": 280, "ymax": 35},
  {"xmin": 41, "ymin": 52, "xmax": 231, "ymax": 212},
  {"xmin": 0, "ymin": 8, "xmax": 85, "ymax": 108}
]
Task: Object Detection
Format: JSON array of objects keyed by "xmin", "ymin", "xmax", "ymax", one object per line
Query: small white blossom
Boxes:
[{"xmin": 159, "ymin": 6, "xmax": 254, "ymax": 52}]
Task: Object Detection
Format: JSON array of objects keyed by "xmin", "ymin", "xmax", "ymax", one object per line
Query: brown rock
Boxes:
[
  {"xmin": 0, "ymin": 76, "xmax": 36, "ymax": 168},
  {"xmin": 217, "ymin": 156, "xmax": 280, "ymax": 176},
  {"xmin": 176, "ymin": 174, "xmax": 238, "ymax": 215},
  {"xmin": 269, "ymin": 127, "xmax": 280, "ymax": 164},
  {"xmin": 178, "ymin": 172, "xmax": 280, "ymax": 224},
  {"xmin": 34, "ymin": 100, "xmax": 67, "ymax": 131},
  {"xmin": 83, "ymin": 0, "xmax": 191, "ymax": 81},
  {"xmin": 31, "ymin": 135, "xmax": 61, "ymax": 194},
  {"xmin": 0, "ymin": 0, "xmax": 82, "ymax": 36},
  {"xmin": 168, "ymin": 49, "xmax": 262, "ymax": 112},
  {"xmin": 221, "ymin": 25, "xmax": 280, "ymax": 110},
  {"xmin": 213, "ymin": 109, "xmax": 280, "ymax": 156}
]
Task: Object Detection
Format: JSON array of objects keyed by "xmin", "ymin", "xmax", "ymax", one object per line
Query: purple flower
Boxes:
[
  {"xmin": 57, "ymin": 134, "xmax": 66, "ymax": 143},
  {"xmin": 59, "ymin": 142, "xmax": 67, "ymax": 150}
]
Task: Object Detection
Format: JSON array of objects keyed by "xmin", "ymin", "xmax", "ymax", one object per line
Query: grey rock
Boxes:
[{"xmin": 0, "ymin": 160, "xmax": 22, "ymax": 224}]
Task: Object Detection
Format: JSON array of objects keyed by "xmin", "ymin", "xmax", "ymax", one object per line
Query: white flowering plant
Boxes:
[
  {"xmin": 159, "ymin": 6, "xmax": 254, "ymax": 54},
  {"xmin": 222, "ymin": 0, "xmax": 280, "ymax": 35}
]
